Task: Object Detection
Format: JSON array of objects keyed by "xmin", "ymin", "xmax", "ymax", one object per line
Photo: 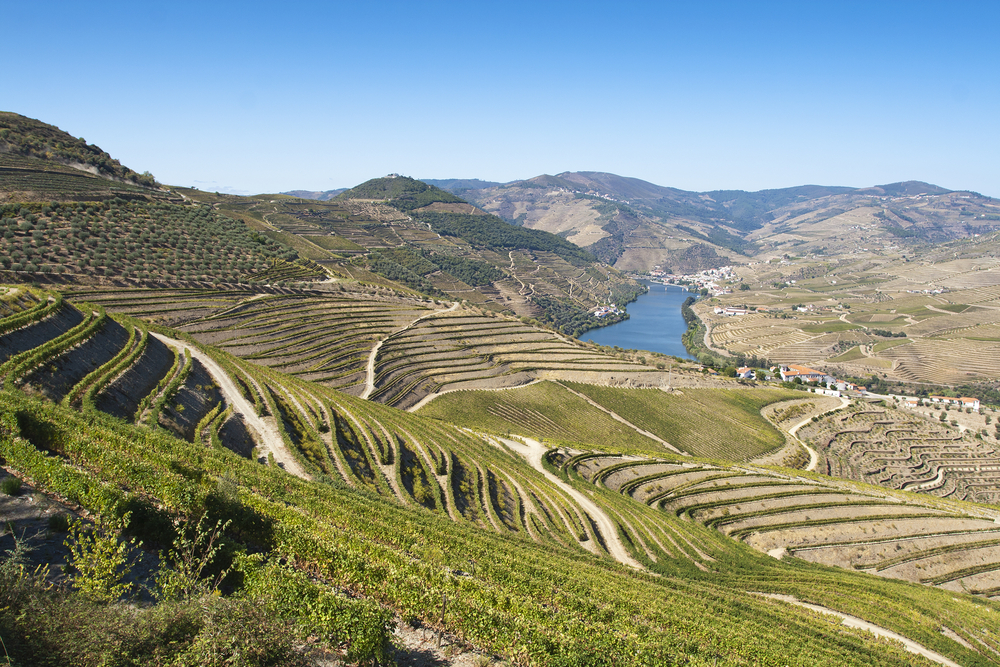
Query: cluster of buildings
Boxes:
[
  {"xmin": 650, "ymin": 266, "xmax": 737, "ymax": 295},
  {"xmin": 904, "ymin": 395, "xmax": 981, "ymax": 411},
  {"xmin": 714, "ymin": 306, "xmax": 750, "ymax": 316},
  {"xmin": 775, "ymin": 364, "xmax": 984, "ymax": 411},
  {"xmin": 772, "ymin": 364, "xmax": 866, "ymax": 396},
  {"xmin": 592, "ymin": 305, "xmax": 621, "ymax": 318}
]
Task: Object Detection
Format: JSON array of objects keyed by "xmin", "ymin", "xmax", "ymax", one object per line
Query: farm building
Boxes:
[
  {"xmin": 780, "ymin": 364, "xmax": 833, "ymax": 383},
  {"xmin": 929, "ymin": 395, "xmax": 981, "ymax": 410}
]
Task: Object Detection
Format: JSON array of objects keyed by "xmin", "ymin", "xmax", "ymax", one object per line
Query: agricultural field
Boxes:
[
  {"xmin": 797, "ymin": 402, "xmax": 1000, "ymax": 505},
  {"xmin": 562, "ymin": 384, "xmax": 797, "ymax": 461},
  {"xmin": 60, "ymin": 285, "xmax": 680, "ymax": 408},
  {"xmin": 416, "ymin": 381, "xmax": 663, "ymax": 452},
  {"xmin": 0, "ymin": 198, "xmax": 320, "ymax": 284},
  {"xmin": 4, "ymin": 287, "xmax": 1000, "ymax": 665},
  {"xmin": 566, "ymin": 452, "xmax": 1000, "ymax": 597},
  {"xmin": 694, "ymin": 239, "xmax": 1000, "ymax": 387},
  {"xmin": 8, "ymin": 113, "xmax": 1000, "ymax": 665},
  {"xmin": 177, "ymin": 178, "xmax": 648, "ymax": 336}
]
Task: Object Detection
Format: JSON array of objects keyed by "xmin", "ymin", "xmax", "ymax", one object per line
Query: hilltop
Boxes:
[
  {"xmin": 0, "ymin": 112, "xmax": 164, "ymax": 204},
  {"xmin": 443, "ymin": 171, "xmax": 1000, "ymax": 272},
  {"xmin": 2, "ymin": 112, "xmax": 1000, "ymax": 666}
]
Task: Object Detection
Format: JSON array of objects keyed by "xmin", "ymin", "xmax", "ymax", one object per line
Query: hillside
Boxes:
[
  {"xmin": 3, "ymin": 290, "xmax": 1000, "ymax": 666},
  {"xmin": 688, "ymin": 228, "xmax": 1000, "ymax": 391},
  {"xmin": 184, "ymin": 175, "xmax": 647, "ymax": 336},
  {"xmin": 450, "ymin": 171, "xmax": 1000, "ymax": 273},
  {"xmin": 3, "ymin": 112, "xmax": 1000, "ymax": 665}
]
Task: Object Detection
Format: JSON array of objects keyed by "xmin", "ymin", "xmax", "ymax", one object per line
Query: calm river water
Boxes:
[{"xmin": 580, "ymin": 281, "xmax": 696, "ymax": 360}]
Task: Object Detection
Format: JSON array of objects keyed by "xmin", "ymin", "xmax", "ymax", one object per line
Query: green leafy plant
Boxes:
[
  {"xmin": 155, "ymin": 514, "xmax": 230, "ymax": 601},
  {"xmin": 1, "ymin": 476, "xmax": 22, "ymax": 496},
  {"xmin": 65, "ymin": 512, "xmax": 139, "ymax": 602}
]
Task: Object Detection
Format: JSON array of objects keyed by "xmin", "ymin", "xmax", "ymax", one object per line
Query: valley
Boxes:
[{"xmin": 2, "ymin": 111, "xmax": 1000, "ymax": 666}]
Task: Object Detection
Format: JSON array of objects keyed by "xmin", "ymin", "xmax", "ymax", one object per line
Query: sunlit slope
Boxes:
[
  {"xmin": 59, "ymin": 285, "xmax": 682, "ymax": 408},
  {"xmin": 2, "ymin": 295, "xmax": 999, "ymax": 664},
  {"xmin": 418, "ymin": 382, "xmax": 795, "ymax": 460},
  {"xmin": 564, "ymin": 451, "xmax": 1000, "ymax": 598}
]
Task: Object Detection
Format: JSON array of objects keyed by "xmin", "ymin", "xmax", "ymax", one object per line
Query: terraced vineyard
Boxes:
[
  {"xmin": 5, "ymin": 285, "xmax": 1000, "ymax": 664},
  {"xmin": 0, "ymin": 152, "xmax": 161, "ymax": 203},
  {"xmin": 417, "ymin": 381, "xmax": 664, "ymax": 451},
  {"xmin": 698, "ymin": 251, "xmax": 1000, "ymax": 386},
  {"xmin": 371, "ymin": 310, "xmax": 656, "ymax": 408},
  {"xmin": 182, "ymin": 179, "xmax": 648, "ymax": 336},
  {"xmin": 421, "ymin": 383, "xmax": 796, "ymax": 461},
  {"xmin": 565, "ymin": 452, "xmax": 1000, "ymax": 597},
  {"xmin": 798, "ymin": 403, "xmax": 1000, "ymax": 504},
  {"xmin": 58, "ymin": 285, "xmax": 674, "ymax": 408}
]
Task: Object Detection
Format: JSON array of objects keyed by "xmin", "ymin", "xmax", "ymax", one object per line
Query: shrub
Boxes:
[
  {"xmin": 1, "ymin": 475, "xmax": 22, "ymax": 495},
  {"xmin": 65, "ymin": 513, "xmax": 140, "ymax": 602},
  {"xmin": 48, "ymin": 513, "xmax": 71, "ymax": 532}
]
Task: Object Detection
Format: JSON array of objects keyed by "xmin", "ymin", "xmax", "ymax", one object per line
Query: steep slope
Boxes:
[
  {"xmin": 3, "ymin": 291, "xmax": 1000, "ymax": 666},
  {"xmin": 198, "ymin": 176, "xmax": 646, "ymax": 335},
  {"xmin": 454, "ymin": 172, "xmax": 1000, "ymax": 272}
]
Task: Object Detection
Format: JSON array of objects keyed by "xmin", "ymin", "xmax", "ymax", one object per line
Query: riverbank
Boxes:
[{"xmin": 580, "ymin": 282, "xmax": 694, "ymax": 360}]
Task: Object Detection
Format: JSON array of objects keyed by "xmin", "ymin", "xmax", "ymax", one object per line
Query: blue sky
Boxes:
[{"xmin": 4, "ymin": 1, "xmax": 999, "ymax": 196}]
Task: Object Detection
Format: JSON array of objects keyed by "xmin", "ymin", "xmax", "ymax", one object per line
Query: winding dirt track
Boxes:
[
  {"xmin": 150, "ymin": 333, "xmax": 309, "ymax": 480},
  {"xmin": 496, "ymin": 436, "xmax": 646, "ymax": 571},
  {"xmin": 787, "ymin": 396, "xmax": 850, "ymax": 472},
  {"xmin": 361, "ymin": 302, "xmax": 459, "ymax": 400},
  {"xmin": 759, "ymin": 594, "xmax": 962, "ymax": 667},
  {"xmin": 554, "ymin": 382, "xmax": 685, "ymax": 455}
]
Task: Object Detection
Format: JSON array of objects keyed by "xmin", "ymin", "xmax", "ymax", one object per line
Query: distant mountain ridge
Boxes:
[
  {"xmin": 281, "ymin": 188, "xmax": 346, "ymax": 200},
  {"xmin": 423, "ymin": 171, "xmax": 998, "ymax": 272}
]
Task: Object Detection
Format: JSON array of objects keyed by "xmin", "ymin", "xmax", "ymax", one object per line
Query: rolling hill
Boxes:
[
  {"xmin": 3, "ymin": 111, "xmax": 1000, "ymax": 666},
  {"xmin": 444, "ymin": 171, "xmax": 1000, "ymax": 273}
]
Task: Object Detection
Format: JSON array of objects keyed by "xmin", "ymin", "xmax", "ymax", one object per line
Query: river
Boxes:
[{"xmin": 580, "ymin": 281, "xmax": 696, "ymax": 360}]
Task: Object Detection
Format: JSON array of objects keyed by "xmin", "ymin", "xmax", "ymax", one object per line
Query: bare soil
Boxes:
[
  {"xmin": 0, "ymin": 305, "xmax": 83, "ymax": 364},
  {"xmin": 22, "ymin": 317, "xmax": 130, "ymax": 402}
]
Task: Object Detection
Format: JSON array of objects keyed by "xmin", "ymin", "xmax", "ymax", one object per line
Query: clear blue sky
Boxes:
[{"xmin": 5, "ymin": 1, "xmax": 998, "ymax": 196}]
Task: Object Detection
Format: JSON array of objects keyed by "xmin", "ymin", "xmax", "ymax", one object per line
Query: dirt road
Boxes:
[
  {"xmin": 150, "ymin": 333, "xmax": 309, "ymax": 480},
  {"xmin": 496, "ymin": 436, "xmax": 646, "ymax": 571},
  {"xmin": 787, "ymin": 396, "xmax": 850, "ymax": 472},
  {"xmin": 759, "ymin": 594, "xmax": 962, "ymax": 667},
  {"xmin": 555, "ymin": 382, "xmax": 686, "ymax": 455},
  {"xmin": 361, "ymin": 302, "xmax": 459, "ymax": 400}
]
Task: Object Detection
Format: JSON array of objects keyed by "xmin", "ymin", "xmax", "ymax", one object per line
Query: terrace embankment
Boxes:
[
  {"xmin": 569, "ymin": 452, "xmax": 1000, "ymax": 596},
  {"xmin": 95, "ymin": 334, "xmax": 174, "ymax": 420},
  {"xmin": 20, "ymin": 317, "xmax": 130, "ymax": 403},
  {"xmin": 797, "ymin": 402, "xmax": 1000, "ymax": 504}
]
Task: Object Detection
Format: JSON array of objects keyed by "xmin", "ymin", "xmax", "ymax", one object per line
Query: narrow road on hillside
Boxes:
[
  {"xmin": 361, "ymin": 302, "xmax": 459, "ymax": 400},
  {"xmin": 555, "ymin": 382, "xmax": 685, "ymax": 455},
  {"xmin": 150, "ymin": 333, "xmax": 309, "ymax": 480},
  {"xmin": 406, "ymin": 379, "xmax": 543, "ymax": 413},
  {"xmin": 496, "ymin": 436, "xmax": 646, "ymax": 571},
  {"xmin": 787, "ymin": 396, "xmax": 850, "ymax": 472},
  {"xmin": 758, "ymin": 594, "xmax": 962, "ymax": 667}
]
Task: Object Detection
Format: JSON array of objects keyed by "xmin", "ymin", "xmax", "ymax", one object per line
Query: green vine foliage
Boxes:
[{"xmin": 65, "ymin": 512, "xmax": 139, "ymax": 603}]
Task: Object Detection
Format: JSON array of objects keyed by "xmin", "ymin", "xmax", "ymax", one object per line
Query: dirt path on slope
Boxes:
[
  {"xmin": 787, "ymin": 396, "xmax": 850, "ymax": 472},
  {"xmin": 406, "ymin": 379, "xmax": 543, "ymax": 413},
  {"xmin": 150, "ymin": 333, "xmax": 309, "ymax": 480},
  {"xmin": 496, "ymin": 436, "xmax": 646, "ymax": 571},
  {"xmin": 361, "ymin": 302, "xmax": 459, "ymax": 400},
  {"xmin": 554, "ymin": 382, "xmax": 686, "ymax": 456},
  {"xmin": 757, "ymin": 594, "xmax": 962, "ymax": 667}
]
